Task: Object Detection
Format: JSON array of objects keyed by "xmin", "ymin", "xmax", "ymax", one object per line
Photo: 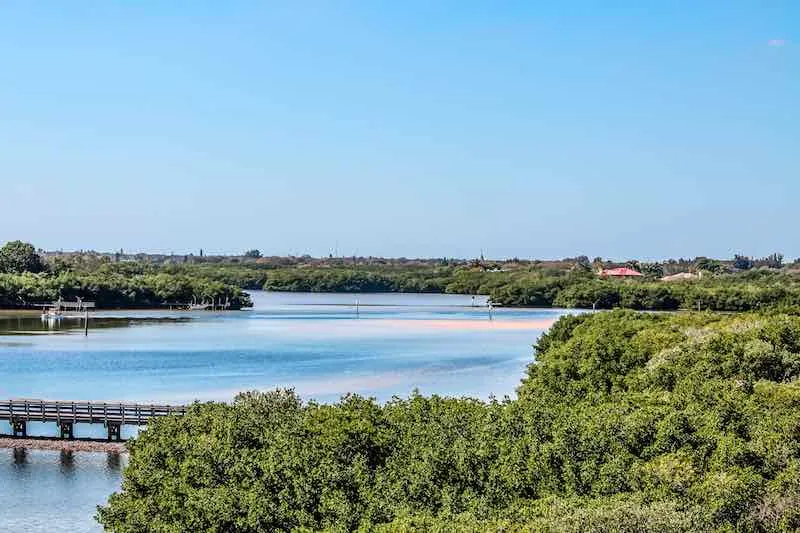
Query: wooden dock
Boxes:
[{"xmin": 0, "ymin": 399, "xmax": 187, "ymax": 441}]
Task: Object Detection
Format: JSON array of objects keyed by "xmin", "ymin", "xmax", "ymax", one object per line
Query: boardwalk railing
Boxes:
[{"xmin": 0, "ymin": 399, "xmax": 187, "ymax": 441}]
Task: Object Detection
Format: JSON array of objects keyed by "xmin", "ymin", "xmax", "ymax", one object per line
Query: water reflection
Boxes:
[
  {"xmin": 12, "ymin": 447, "xmax": 26, "ymax": 466},
  {"xmin": 0, "ymin": 449, "xmax": 127, "ymax": 532},
  {"xmin": 59, "ymin": 450, "xmax": 75, "ymax": 474},
  {"xmin": 0, "ymin": 314, "xmax": 191, "ymax": 336},
  {"xmin": 106, "ymin": 452, "xmax": 122, "ymax": 471}
]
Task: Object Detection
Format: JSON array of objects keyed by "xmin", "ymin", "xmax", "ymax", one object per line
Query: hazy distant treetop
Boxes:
[
  {"xmin": 733, "ymin": 254, "xmax": 754, "ymax": 270},
  {"xmin": 694, "ymin": 257, "xmax": 727, "ymax": 275},
  {"xmin": 624, "ymin": 259, "xmax": 641, "ymax": 271},
  {"xmin": 243, "ymin": 249, "xmax": 262, "ymax": 258},
  {"xmin": 733, "ymin": 253, "xmax": 784, "ymax": 270},
  {"xmin": 757, "ymin": 252, "xmax": 783, "ymax": 269},
  {"xmin": 638, "ymin": 262, "xmax": 664, "ymax": 278},
  {"xmin": 0, "ymin": 240, "xmax": 45, "ymax": 274}
]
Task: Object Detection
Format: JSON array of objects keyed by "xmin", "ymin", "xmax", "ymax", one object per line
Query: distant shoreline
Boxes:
[
  {"xmin": 0, "ymin": 306, "xmax": 245, "ymax": 312},
  {"xmin": 0, "ymin": 436, "xmax": 127, "ymax": 453}
]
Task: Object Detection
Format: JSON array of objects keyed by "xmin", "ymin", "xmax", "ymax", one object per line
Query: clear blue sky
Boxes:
[{"xmin": 1, "ymin": 2, "xmax": 797, "ymax": 260}]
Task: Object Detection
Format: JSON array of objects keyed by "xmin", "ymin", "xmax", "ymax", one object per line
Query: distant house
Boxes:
[
  {"xmin": 598, "ymin": 267, "xmax": 643, "ymax": 278},
  {"xmin": 660, "ymin": 272, "xmax": 700, "ymax": 282}
]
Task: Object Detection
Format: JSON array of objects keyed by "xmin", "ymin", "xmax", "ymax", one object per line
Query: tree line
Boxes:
[
  {"xmin": 262, "ymin": 266, "xmax": 800, "ymax": 312},
  {"xmin": 0, "ymin": 241, "xmax": 251, "ymax": 309},
  {"xmin": 6, "ymin": 240, "xmax": 800, "ymax": 311},
  {"xmin": 489, "ymin": 272, "xmax": 800, "ymax": 311},
  {"xmin": 0, "ymin": 272, "xmax": 252, "ymax": 309}
]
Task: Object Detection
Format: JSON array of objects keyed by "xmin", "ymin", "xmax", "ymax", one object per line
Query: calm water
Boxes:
[{"xmin": 0, "ymin": 291, "xmax": 569, "ymax": 532}]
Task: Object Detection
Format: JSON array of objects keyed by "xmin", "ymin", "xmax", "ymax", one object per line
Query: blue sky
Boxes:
[{"xmin": 0, "ymin": 2, "xmax": 797, "ymax": 260}]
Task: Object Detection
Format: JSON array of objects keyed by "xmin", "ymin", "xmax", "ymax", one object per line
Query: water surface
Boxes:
[{"xmin": 0, "ymin": 291, "xmax": 569, "ymax": 532}]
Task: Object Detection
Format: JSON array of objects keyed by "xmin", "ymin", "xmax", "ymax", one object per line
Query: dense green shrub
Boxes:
[
  {"xmin": 99, "ymin": 310, "xmax": 800, "ymax": 532},
  {"xmin": 0, "ymin": 240, "xmax": 45, "ymax": 274},
  {"xmin": 0, "ymin": 271, "xmax": 251, "ymax": 309}
]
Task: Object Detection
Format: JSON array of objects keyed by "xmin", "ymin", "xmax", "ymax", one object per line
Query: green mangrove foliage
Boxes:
[
  {"xmin": 0, "ymin": 240, "xmax": 45, "ymax": 274},
  {"xmin": 0, "ymin": 241, "xmax": 252, "ymax": 308},
  {"xmin": 98, "ymin": 310, "xmax": 800, "ymax": 532},
  {"xmin": 0, "ymin": 271, "xmax": 251, "ymax": 309},
  {"xmin": 262, "ymin": 267, "xmax": 457, "ymax": 293},
  {"xmin": 493, "ymin": 273, "xmax": 800, "ymax": 311},
  {"xmin": 48, "ymin": 256, "xmax": 271, "ymax": 291}
]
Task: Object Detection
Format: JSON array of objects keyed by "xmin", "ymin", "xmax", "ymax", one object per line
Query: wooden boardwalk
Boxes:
[{"xmin": 0, "ymin": 399, "xmax": 187, "ymax": 441}]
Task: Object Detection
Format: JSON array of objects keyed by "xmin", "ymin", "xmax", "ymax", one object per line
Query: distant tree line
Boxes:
[
  {"xmin": 4, "ymin": 240, "xmax": 799, "ymax": 311},
  {"xmin": 260, "ymin": 265, "xmax": 800, "ymax": 312},
  {"xmin": 489, "ymin": 272, "xmax": 800, "ymax": 311}
]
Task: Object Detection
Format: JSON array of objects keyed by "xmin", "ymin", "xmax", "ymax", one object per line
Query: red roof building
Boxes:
[{"xmin": 598, "ymin": 267, "xmax": 643, "ymax": 278}]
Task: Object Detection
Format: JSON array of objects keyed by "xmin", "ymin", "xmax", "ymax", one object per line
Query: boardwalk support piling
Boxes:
[
  {"xmin": 11, "ymin": 418, "xmax": 26, "ymax": 438},
  {"xmin": 59, "ymin": 421, "xmax": 74, "ymax": 440},
  {"xmin": 107, "ymin": 422, "xmax": 122, "ymax": 442}
]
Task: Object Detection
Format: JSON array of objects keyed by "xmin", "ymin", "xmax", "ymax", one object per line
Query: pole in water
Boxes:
[
  {"xmin": 84, "ymin": 308, "xmax": 89, "ymax": 336},
  {"xmin": 355, "ymin": 299, "xmax": 360, "ymax": 318},
  {"xmin": 488, "ymin": 302, "xmax": 493, "ymax": 321}
]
